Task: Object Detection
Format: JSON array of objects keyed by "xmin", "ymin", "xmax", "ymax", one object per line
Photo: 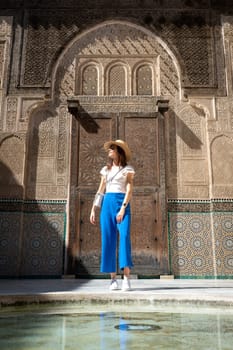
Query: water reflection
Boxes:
[{"xmin": 0, "ymin": 310, "xmax": 233, "ymax": 350}]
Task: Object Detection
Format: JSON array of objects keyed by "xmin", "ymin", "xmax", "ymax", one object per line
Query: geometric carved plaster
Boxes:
[
  {"xmin": 26, "ymin": 106, "xmax": 70, "ymax": 199},
  {"xmin": 53, "ymin": 20, "xmax": 180, "ymax": 109}
]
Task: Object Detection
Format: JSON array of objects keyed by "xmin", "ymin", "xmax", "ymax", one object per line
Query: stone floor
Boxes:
[{"xmin": 0, "ymin": 278, "xmax": 233, "ymax": 307}]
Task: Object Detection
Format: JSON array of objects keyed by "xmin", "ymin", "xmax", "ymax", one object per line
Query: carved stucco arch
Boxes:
[
  {"xmin": 50, "ymin": 19, "xmax": 182, "ymax": 102},
  {"xmin": 0, "ymin": 133, "xmax": 24, "ymax": 146},
  {"xmin": 26, "ymin": 101, "xmax": 56, "ymax": 122}
]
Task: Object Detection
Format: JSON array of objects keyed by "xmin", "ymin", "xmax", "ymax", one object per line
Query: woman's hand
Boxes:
[
  {"xmin": 116, "ymin": 207, "xmax": 125, "ymax": 223},
  {"xmin": 90, "ymin": 208, "xmax": 96, "ymax": 225}
]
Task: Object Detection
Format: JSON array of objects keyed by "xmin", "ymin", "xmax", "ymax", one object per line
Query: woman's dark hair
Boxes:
[
  {"xmin": 116, "ymin": 146, "xmax": 127, "ymax": 167},
  {"xmin": 106, "ymin": 145, "xmax": 127, "ymax": 169}
]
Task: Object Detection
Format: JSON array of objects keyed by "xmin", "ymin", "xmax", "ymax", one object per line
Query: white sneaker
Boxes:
[
  {"xmin": 121, "ymin": 276, "xmax": 131, "ymax": 291},
  {"xmin": 109, "ymin": 279, "xmax": 119, "ymax": 291}
]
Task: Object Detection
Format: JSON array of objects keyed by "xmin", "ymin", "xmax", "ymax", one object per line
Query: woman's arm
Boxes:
[
  {"xmin": 90, "ymin": 175, "xmax": 106, "ymax": 225},
  {"xmin": 116, "ymin": 172, "xmax": 134, "ymax": 223}
]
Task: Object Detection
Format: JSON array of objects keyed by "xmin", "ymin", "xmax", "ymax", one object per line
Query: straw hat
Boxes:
[{"xmin": 104, "ymin": 139, "xmax": 132, "ymax": 161}]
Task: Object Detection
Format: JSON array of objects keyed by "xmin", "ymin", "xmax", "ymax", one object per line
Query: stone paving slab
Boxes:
[{"xmin": 0, "ymin": 279, "xmax": 233, "ymax": 308}]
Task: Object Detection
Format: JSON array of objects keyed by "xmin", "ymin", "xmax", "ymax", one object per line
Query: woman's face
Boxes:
[{"xmin": 108, "ymin": 145, "xmax": 118, "ymax": 160}]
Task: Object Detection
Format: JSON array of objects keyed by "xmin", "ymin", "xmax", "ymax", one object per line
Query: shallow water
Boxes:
[{"xmin": 0, "ymin": 304, "xmax": 233, "ymax": 350}]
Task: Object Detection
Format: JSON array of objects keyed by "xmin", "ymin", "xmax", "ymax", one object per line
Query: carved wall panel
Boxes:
[
  {"xmin": 0, "ymin": 135, "xmax": 25, "ymax": 198},
  {"xmin": 57, "ymin": 105, "xmax": 69, "ymax": 180},
  {"xmin": 215, "ymin": 98, "xmax": 231, "ymax": 133},
  {"xmin": 211, "ymin": 135, "xmax": 233, "ymax": 198},
  {"xmin": 136, "ymin": 65, "xmax": 153, "ymax": 95},
  {"xmin": 124, "ymin": 114, "xmax": 167, "ymax": 274},
  {"xmin": 205, "ymin": 96, "xmax": 233, "ymax": 198},
  {"xmin": 26, "ymin": 107, "xmax": 70, "ymax": 199},
  {"xmin": 5, "ymin": 97, "xmax": 18, "ymax": 132},
  {"xmin": 125, "ymin": 115, "xmax": 159, "ymax": 187},
  {"xmin": 82, "ymin": 65, "xmax": 98, "ymax": 95},
  {"xmin": 175, "ymin": 103, "xmax": 209, "ymax": 198},
  {"xmin": 108, "ymin": 65, "xmax": 126, "ymax": 95}
]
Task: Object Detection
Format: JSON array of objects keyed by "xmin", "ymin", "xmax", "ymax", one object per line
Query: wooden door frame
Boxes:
[{"xmin": 66, "ymin": 97, "xmax": 169, "ymax": 276}]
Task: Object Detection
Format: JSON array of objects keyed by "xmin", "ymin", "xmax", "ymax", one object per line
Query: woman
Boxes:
[{"xmin": 90, "ymin": 139, "xmax": 135, "ymax": 291}]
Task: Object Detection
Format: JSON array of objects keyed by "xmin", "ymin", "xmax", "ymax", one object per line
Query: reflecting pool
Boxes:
[{"xmin": 0, "ymin": 304, "xmax": 232, "ymax": 350}]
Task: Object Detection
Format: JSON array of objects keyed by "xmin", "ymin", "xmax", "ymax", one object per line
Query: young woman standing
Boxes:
[{"xmin": 90, "ymin": 140, "xmax": 135, "ymax": 291}]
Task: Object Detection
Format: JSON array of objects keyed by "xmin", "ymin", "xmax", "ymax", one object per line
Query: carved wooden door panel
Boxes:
[
  {"xmin": 121, "ymin": 112, "xmax": 168, "ymax": 276},
  {"xmin": 75, "ymin": 112, "xmax": 168, "ymax": 277}
]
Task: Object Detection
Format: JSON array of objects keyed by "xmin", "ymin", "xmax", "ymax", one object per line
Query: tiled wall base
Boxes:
[
  {"xmin": 0, "ymin": 200, "xmax": 66, "ymax": 277},
  {"xmin": 168, "ymin": 200, "xmax": 233, "ymax": 278},
  {"xmin": 1, "ymin": 199, "xmax": 232, "ymax": 278}
]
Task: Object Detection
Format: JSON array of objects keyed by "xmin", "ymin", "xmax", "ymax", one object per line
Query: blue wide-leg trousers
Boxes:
[{"xmin": 100, "ymin": 193, "xmax": 133, "ymax": 273}]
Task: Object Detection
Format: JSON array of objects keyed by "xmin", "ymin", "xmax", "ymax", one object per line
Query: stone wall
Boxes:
[{"xmin": 0, "ymin": 1, "xmax": 233, "ymax": 277}]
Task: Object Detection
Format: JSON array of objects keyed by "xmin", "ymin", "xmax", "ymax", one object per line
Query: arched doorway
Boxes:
[{"xmin": 53, "ymin": 20, "xmax": 180, "ymax": 277}]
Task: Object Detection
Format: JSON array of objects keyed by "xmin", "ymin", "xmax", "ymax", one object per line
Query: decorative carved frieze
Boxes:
[
  {"xmin": 68, "ymin": 96, "xmax": 159, "ymax": 113},
  {"xmin": 57, "ymin": 105, "xmax": 69, "ymax": 175},
  {"xmin": 5, "ymin": 97, "xmax": 18, "ymax": 132}
]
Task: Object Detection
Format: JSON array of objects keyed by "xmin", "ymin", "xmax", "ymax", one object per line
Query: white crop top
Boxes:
[{"xmin": 100, "ymin": 165, "xmax": 135, "ymax": 193}]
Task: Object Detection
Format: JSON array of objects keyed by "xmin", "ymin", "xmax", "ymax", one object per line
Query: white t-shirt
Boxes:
[{"xmin": 100, "ymin": 164, "xmax": 135, "ymax": 193}]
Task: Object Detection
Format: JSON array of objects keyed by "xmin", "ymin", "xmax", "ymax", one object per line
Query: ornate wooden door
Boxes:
[{"xmin": 74, "ymin": 111, "xmax": 168, "ymax": 277}]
